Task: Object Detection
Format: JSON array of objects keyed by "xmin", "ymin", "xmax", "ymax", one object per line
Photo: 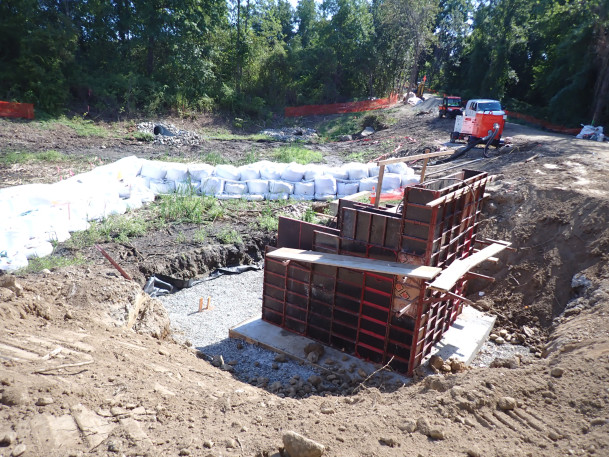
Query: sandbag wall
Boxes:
[
  {"xmin": 261, "ymin": 169, "xmax": 491, "ymax": 375},
  {"xmin": 139, "ymin": 159, "xmax": 419, "ymax": 201},
  {"xmin": 0, "ymin": 155, "xmax": 418, "ymax": 272}
]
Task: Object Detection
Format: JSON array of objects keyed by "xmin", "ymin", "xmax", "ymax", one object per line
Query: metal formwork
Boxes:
[{"xmin": 261, "ymin": 169, "xmax": 490, "ymax": 375}]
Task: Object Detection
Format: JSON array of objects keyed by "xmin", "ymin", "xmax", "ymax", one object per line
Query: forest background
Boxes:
[{"xmin": 1, "ymin": 0, "xmax": 607, "ymax": 127}]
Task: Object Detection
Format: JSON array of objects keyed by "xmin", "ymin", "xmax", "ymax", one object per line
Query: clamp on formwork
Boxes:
[{"xmin": 261, "ymin": 167, "xmax": 509, "ymax": 375}]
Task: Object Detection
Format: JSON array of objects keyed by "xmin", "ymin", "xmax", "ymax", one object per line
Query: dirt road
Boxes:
[{"xmin": 1, "ymin": 103, "xmax": 608, "ymax": 456}]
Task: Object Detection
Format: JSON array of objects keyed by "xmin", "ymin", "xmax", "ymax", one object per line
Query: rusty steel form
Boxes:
[{"xmin": 262, "ymin": 169, "xmax": 491, "ymax": 375}]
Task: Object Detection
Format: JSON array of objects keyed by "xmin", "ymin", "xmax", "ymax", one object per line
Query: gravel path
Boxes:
[{"xmin": 158, "ymin": 270, "xmax": 321, "ymax": 386}]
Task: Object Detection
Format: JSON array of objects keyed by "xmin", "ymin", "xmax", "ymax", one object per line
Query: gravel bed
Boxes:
[
  {"xmin": 158, "ymin": 270, "xmax": 322, "ymax": 386},
  {"xmin": 471, "ymin": 340, "xmax": 533, "ymax": 367}
]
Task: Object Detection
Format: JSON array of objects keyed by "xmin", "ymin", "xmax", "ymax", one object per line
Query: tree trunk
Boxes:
[{"xmin": 592, "ymin": 19, "xmax": 609, "ymax": 124}]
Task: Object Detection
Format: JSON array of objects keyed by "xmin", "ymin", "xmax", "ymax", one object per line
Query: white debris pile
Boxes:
[
  {"xmin": 137, "ymin": 122, "xmax": 202, "ymax": 146},
  {"xmin": 0, "ymin": 156, "xmax": 419, "ymax": 272},
  {"xmin": 259, "ymin": 127, "xmax": 318, "ymax": 142},
  {"xmin": 576, "ymin": 125, "xmax": 605, "ymax": 142}
]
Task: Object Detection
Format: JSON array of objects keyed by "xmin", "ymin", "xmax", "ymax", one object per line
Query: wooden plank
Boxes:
[
  {"xmin": 419, "ymin": 148, "xmax": 432, "ymax": 183},
  {"xmin": 428, "ymin": 243, "xmax": 510, "ymax": 291},
  {"xmin": 266, "ymin": 247, "xmax": 441, "ymax": 280},
  {"xmin": 425, "ymin": 176, "xmax": 495, "ymax": 208},
  {"xmin": 374, "ymin": 164, "xmax": 385, "ymax": 208},
  {"xmin": 377, "ymin": 150, "xmax": 452, "ymax": 166}
]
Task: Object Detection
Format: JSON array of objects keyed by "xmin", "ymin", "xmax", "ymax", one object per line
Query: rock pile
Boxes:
[
  {"xmin": 259, "ymin": 127, "xmax": 318, "ymax": 142},
  {"xmin": 137, "ymin": 122, "xmax": 202, "ymax": 146}
]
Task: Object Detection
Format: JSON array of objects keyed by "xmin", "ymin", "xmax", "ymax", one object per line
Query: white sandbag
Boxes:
[
  {"xmin": 304, "ymin": 164, "xmax": 325, "ymax": 181},
  {"xmin": 0, "ymin": 253, "xmax": 28, "ymax": 272},
  {"xmin": 215, "ymin": 164, "xmax": 240, "ymax": 181},
  {"xmin": 0, "ymin": 230, "xmax": 28, "ymax": 256},
  {"xmin": 245, "ymin": 194, "xmax": 265, "ymax": 202},
  {"xmin": 345, "ymin": 162, "xmax": 369, "ymax": 180},
  {"xmin": 239, "ymin": 165, "xmax": 261, "ymax": 181},
  {"xmin": 149, "ymin": 179, "xmax": 176, "ymax": 195},
  {"xmin": 367, "ymin": 164, "xmax": 380, "ymax": 177},
  {"xmin": 294, "ymin": 181, "xmax": 315, "ymax": 196},
  {"xmin": 326, "ymin": 167, "xmax": 349, "ymax": 180},
  {"xmin": 358, "ymin": 177, "xmax": 378, "ymax": 192},
  {"xmin": 165, "ymin": 163, "xmax": 189, "ymax": 181},
  {"xmin": 24, "ymin": 240, "xmax": 54, "ymax": 259},
  {"xmin": 266, "ymin": 193, "xmax": 289, "ymax": 201},
  {"xmin": 381, "ymin": 173, "xmax": 402, "ymax": 190},
  {"xmin": 217, "ymin": 194, "xmax": 245, "ymax": 200},
  {"xmin": 118, "ymin": 183, "xmax": 132, "ymax": 199},
  {"xmin": 269, "ymin": 180, "xmax": 294, "ymax": 194},
  {"xmin": 402, "ymin": 176, "xmax": 419, "ymax": 187},
  {"xmin": 247, "ymin": 179, "xmax": 269, "ymax": 194},
  {"xmin": 175, "ymin": 180, "xmax": 199, "ymax": 194},
  {"xmin": 188, "ymin": 164, "xmax": 214, "ymax": 180},
  {"xmin": 292, "ymin": 195, "xmax": 315, "ymax": 201},
  {"xmin": 125, "ymin": 197, "xmax": 144, "ymax": 210},
  {"xmin": 314, "ymin": 176, "xmax": 337, "ymax": 195},
  {"xmin": 259, "ymin": 161, "xmax": 283, "ymax": 180},
  {"xmin": 140, "ymin": 160, "xmax": 168, "ymax": 179},
  {"xmin": 387, "ymin": 162, "xmax": 411, "ymax": 175},
  {"xmin": 113, "ymin": 155, "xmax": 143, "ymax": 178},
  {"xmin": 200, "ymin": 177, "xmax": 224, "ymax": 195},
  {"xmin": 44, "ymin": 227, "xmax": 71, "ymax": 243},
  {"xmin": 337, "ymin": 181, "xmax": 359, "ymax": 196},
  {"xmin": 315, "ymin": 193, "xmax": 336, "ymax": 201},
  {"xmin": 224, "ymin": 181, "xmax": 248, "ymax": 195},
  {"xmin": 281, "ymin": 162, "xmax": 305, "ymax": 182}
]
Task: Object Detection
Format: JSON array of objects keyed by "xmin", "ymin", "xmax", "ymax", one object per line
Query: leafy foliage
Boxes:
[{"xmin": 0, "ymin": 0, "xmax": 605, "ymax": 126}]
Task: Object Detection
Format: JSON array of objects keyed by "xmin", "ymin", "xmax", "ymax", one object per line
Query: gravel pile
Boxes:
[
  {"xmin": 259, "ymin": 127, "xmax": 318, "ymax": 142},
  {"xmin": 137, "ymin": 121, "xmax": 203, "ymax": 146},
  {"xmin": 159, "ymin": 270, "xmax": 323, "ymax": 393},
  {"xmin": 158, "ymin": 269, "xmax": 402, "ymax": 397}
]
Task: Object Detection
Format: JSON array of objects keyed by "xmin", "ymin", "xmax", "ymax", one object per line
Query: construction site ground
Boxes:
[{"xmin": 1, "ymin": 99, "xmax": 609, "ymax": 457}]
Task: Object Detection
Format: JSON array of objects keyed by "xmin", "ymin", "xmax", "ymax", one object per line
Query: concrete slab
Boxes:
[
  {"xmin": 229, "ymin": 305, "xmax": 495, "ymax": 378},
  {"xmin": 425, "ymin": 305, "xmax": 496, "ymax": 365},
  {"xmin": 230, "ymin": 317, "xmax": 408, "ymax": 385}
]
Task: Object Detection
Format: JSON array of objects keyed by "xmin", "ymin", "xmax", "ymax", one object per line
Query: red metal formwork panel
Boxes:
[{"xmin": 262, "ymin": 170, "xmax": 492, "ymax": 375}]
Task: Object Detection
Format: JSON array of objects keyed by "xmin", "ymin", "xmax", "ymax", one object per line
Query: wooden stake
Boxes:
[
  {"xmin": 419, "ymin": 147, "xmax": 431, "ymax": 183},
  {"xmin": 199, "ymin": 297, "xmax": 203, "ymax": 312},
  {"xmin": 374, "ymin": 164, "xmax": 385, "ymax": 208},
  {"xmin": 206, "ymin": 297, "xmax": 211, "ymax": 310}
]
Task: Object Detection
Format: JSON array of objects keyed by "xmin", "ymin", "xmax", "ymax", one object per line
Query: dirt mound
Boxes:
[{"xmin": 0, "ymin": 266, "xmax": 170, "ymax": 339}]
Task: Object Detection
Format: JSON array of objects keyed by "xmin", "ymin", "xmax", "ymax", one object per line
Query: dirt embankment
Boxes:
[{"xmin": 1, "ymin": 102, "xmax": 609, "ymax": 457}]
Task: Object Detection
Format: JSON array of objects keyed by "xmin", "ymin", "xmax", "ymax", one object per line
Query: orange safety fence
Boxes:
[
  {"xmin": 285, "ymin": 93, "xmax": 400, "ymax": 117},
  {"xmin": 0, "ymin": 101, "xmax": 35, "ymax": 120},
  {"xmin": 505, "ymin": 110, "xmax": 579, "ymax": 135}
]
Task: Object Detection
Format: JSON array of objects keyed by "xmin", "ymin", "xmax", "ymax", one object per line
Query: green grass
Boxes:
[
  {"xmin": 130, "ymin": 132, "xmax": 154, "ymax": 142},
  {"xmin": 193, "ymin": 227, "xmax": 208, "ymax": 243},
  {"xmin": 209, "ymin": 132, "xmax": 272, "ymax": 141},
  {"xmin": 216, "ymin": 228, "xmax": 242, "ymax": 244},
  {"xmin": 316, "ymin": 112, "xmax": 366, "ymax": 141},
  {"xmin": 175, "ymin": 231, "xmax": 187, "ymax": 243},
  {"xmin": 256, "ymin": 206, "xmax": 279, "ymax": 231},
  {"xmin": 301, "ymin": 207, "xmax": 320, "ymax": 224},
  {"xmin": 0, "ymin": 149, "xmax": 67, "ymax": 165},
  {"xmin": 273, "ymin": 145, "xmax": 323, "ymax": 164},
  {"xmin": 66, "ymin": 212, "xmax": 153, "ymax": 248},
  {"xmin": 37, "ymin": 116, "xmax": 108, "ymax": 137},
  {"xmin": 19, "ymin": 253, "xmax": 86, "ymax": 273}
]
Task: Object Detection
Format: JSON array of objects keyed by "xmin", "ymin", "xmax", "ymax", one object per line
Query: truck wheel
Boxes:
[{"xmin": 450, "ymin": 132, "xmax": 458, "ymax": 143}]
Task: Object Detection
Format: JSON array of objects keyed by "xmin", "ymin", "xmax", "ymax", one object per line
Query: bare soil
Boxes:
[{"xmin": 1, "ymin": 101, "xmax": 609, "ymax": 457}]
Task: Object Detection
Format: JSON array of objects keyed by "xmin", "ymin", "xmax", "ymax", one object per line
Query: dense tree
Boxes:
[{"xmin": 0, "ymin": 0, "xmax": 604, "ymax": 126}]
